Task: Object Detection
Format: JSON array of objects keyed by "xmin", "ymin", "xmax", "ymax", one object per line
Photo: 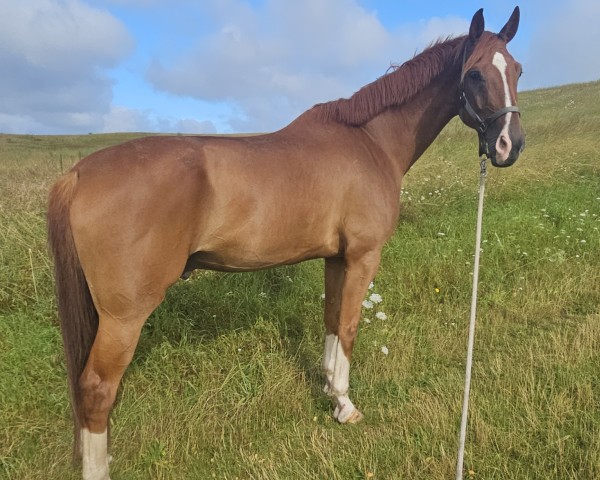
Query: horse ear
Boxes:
[
  {"xmin": 469, "ymin": 8, "xmax": 485, "ymax": 43},
  {"xmin": 498, "ymin": 6, "xmax": 520, "ymax": 43}
]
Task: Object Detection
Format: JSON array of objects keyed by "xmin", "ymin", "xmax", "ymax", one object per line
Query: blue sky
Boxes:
[{"xmin": 0, "ymin": 0, "xmax": 598, "ymax": 134}]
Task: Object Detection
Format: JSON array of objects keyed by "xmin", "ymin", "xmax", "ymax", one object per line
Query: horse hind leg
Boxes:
[{"xmin": 78, "ymin": 290, "xmax": 165, "ymax": 480}]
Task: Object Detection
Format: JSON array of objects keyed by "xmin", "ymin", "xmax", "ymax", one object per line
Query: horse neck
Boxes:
[{"xmin": 364, "ymin": 65, "xmax": 462, "ymax": 182}]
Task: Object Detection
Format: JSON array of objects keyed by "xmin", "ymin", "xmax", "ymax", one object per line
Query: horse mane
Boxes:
[{"xmin": 313, "ymin": 35, "xmax": 468, "ymax": 126}]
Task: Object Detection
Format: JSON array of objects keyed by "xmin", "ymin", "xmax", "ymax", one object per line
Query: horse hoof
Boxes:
[
  {"xmin": 344, "ymin": 408, "xmax": 364, "ymax": 424},
  {"xmin": 335, "ymin": 405, "xmax": 364, "ymax": 424}
]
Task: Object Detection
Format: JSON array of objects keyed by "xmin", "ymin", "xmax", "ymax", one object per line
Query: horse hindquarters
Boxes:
[{"xmin": 50, "ymin": 168, "xmax": 187, "ymax": 480}]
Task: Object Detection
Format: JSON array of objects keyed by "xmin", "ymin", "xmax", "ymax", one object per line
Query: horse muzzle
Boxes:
[{"xmin": 490, "ymin": 133, "xmax": 525, "ymax": 168}]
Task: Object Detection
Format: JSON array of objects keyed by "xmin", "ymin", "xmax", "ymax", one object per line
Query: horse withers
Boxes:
[{"xmin": 48, "ymin": 8, "xmax": 524, "ymax": 479}]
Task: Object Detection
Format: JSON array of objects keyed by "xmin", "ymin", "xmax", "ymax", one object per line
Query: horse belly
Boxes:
[{"xmin": 189, "ymin": 211, "xmax": 342, "ymax": 272}]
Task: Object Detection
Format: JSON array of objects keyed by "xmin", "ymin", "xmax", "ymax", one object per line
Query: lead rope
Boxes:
[{"xmin": 455, "ymin": 155, "xmax": 488, "ymax": 480}]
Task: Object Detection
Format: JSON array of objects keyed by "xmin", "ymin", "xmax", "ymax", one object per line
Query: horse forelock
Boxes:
[
  {"xmin": 313, "ymin": 35, "xmax": 468, "ymax": 126},
  {"xmin": 462, "ymin": 32, "xmax": 512, "ymax": 73}
]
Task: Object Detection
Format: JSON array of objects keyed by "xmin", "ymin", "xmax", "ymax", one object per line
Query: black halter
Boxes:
[{"xmin": 459, "ymin": 46, "xmax": 521, "ymax": 157}]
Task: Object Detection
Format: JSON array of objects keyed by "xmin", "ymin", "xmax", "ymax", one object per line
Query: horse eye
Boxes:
[{"xmin": 468, "ymin": 70, "xmax": 483, "ymax": 82}]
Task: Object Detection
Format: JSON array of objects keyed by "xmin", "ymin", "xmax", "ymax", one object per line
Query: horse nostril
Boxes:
[
  {"xmin": 498, "ymin": 135, "xmax": 509, "ymax": 152},
  {"xmin": 495, "ymin": 133, "xmax": 512, "ymax": 162}
]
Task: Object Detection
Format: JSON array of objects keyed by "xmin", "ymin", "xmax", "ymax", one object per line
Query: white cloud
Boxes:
[
  {"xmin": 402, "ymin": 16, "xmax": 470, "ymax": 47},
  {"xmin": 101, "ymin": 105, "xmax": 217, "ymax": 134},
  {"xmin": 97, "ymin": 0, "xmax": 164, "ymax": 6},
  {"xmin": 0, "ymin": 0, "xmax": 133, "ymax": 133},
  {"xmin": 1, "ymin": 0, "xmax": 131, "ymax": 70},
  {"xmin": 146, "ymin": 0, "xmax": 470, "ymax": 132}
]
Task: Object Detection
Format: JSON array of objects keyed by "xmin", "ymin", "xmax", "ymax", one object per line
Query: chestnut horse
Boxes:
[{"xmin": 48, "ymin": 8, "xmax": 524, "ymax": 479}]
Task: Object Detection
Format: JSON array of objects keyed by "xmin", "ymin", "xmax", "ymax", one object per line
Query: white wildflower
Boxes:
[
  {"xmin": 362, "ymin": 300, "xmax": 374, "ymax": 309},
  {"xmin": 363, "ymin": 318, "xmax": 371, "ymax": 324},
  {"xmin": 368, "ymin": 282, "xmax": 375, "ymax": 290},
  {"xmin": 369, "ymin": 293, "xmax": 383, "ymax": 304},
  {"xmin": 381, "ymin": 346, "xmax": 389, "ymax": 356},
  {"xmin": 375, "ymin": 311, "xmax": 387, "ymax": 321}
]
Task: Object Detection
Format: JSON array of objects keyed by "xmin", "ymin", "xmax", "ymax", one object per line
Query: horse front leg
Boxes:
[
  {"xmin": 322, "ymin": 250, "xmax": 381, "ymax": 423},
  {"xmin": 322, "ymin": 257, "xmax": 345, "ymax": 396}
]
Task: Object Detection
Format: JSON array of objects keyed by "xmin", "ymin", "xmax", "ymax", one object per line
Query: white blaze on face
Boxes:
[
  {"xmin": 492, "ymin": 52, "xmax": 512, "ymax": 108},
  {"xmin": 492, "ymin": 51, "xmax": 513, "ymax": 162}
]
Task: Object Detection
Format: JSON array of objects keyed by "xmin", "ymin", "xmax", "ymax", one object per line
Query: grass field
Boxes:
[{"xmin": 1, "ymin": 81, "xmax": 599, "ymax": 479}]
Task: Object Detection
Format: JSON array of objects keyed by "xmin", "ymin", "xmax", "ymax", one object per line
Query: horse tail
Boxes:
[{"xmin": 47, "ymin": 170, "xmax": 98, "ymax": 459}]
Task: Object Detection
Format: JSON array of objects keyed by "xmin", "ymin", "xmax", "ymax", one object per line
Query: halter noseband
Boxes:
[{"xmin": 459, "ymin": 44, "xmax": 521, "ymax": 157}]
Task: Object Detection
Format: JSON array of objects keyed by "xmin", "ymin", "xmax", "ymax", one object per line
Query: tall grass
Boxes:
[{"xmin": 1, "ymin": 82, "xmax": 599, "ymax": 479}]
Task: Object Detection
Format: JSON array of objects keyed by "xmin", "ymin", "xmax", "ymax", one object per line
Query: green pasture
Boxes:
[{"xmin": 1, "ymin": 81, "xmax": 599, "ymax": 479}]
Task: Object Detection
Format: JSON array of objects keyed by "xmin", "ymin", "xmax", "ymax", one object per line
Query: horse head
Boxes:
[{"xmin": 459, "ymin": 7, "xmax": 525, "ymax": 167}]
